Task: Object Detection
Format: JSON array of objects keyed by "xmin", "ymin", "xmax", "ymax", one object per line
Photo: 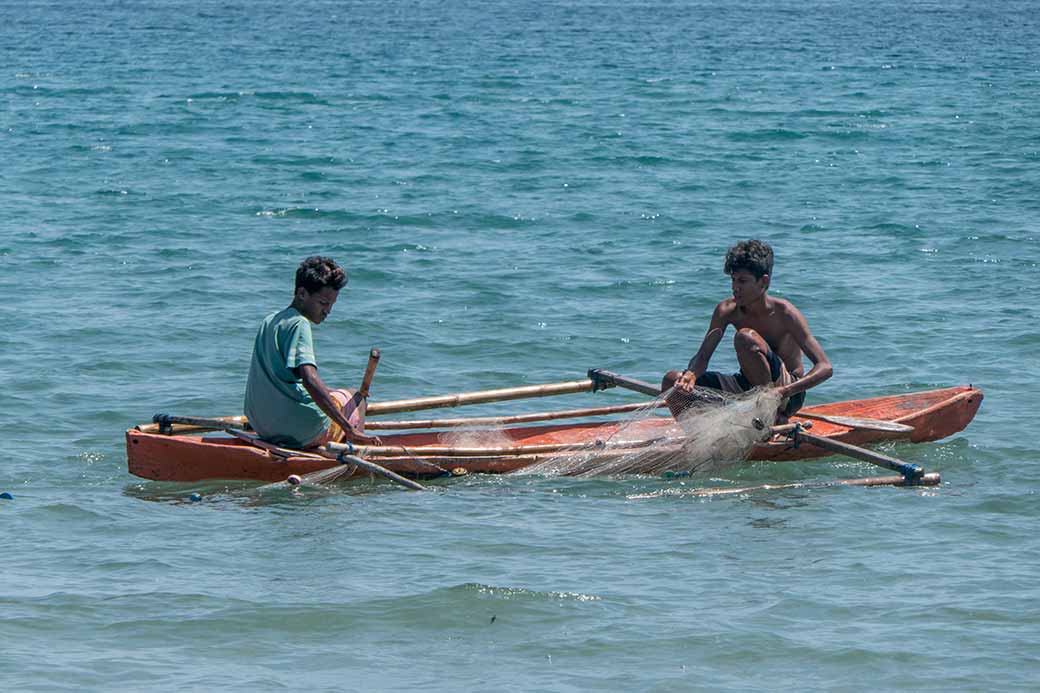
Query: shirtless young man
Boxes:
[
  {"xmin": 244, "ymin": 256, "xmax": 380, "ymax": 448},
  {"xmin": 662, "ymin": 240, "xmax": 833, "ymax": 422}
]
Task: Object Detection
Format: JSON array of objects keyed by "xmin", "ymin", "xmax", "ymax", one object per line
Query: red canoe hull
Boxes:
[{"xmin": 126, "ymin": 386, "xmax": 983, "ymax": 483}]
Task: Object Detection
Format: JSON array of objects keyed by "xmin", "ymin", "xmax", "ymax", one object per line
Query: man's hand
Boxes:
[
  {"xmin": 675, "ymin": 370, "xmax": 698, "ymax": 392},
  {"xmin": 775, "ymin": 382, "xmax": 805, "ymax": 400},
  {"xmin": 346, "ymin": 430, "xmax": 382, "ymax": 446}
]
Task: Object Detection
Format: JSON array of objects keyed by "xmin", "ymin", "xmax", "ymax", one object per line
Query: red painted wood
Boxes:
[{"xmin": 126, "ymin": 386, "xmax": 983, "ymax": 482}]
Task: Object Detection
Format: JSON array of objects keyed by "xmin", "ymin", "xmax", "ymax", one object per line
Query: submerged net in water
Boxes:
[{"xmin": 519, "ymin": 386, "xmax": 782, "ymax": 478}]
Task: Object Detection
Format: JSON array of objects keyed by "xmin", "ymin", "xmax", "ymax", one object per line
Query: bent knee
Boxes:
[{"xmin": 733, "ymin": 328, "xmax": 764, "ymax": 350}]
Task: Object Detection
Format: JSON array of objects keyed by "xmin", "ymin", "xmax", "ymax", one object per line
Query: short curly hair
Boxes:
[
  {"xmin": 724, "ymin": 240, "xmax": 773, "ymax": 279},
  {"xmin": 295, "ymin": 256, "xmax": 348, "ymax": 293}
]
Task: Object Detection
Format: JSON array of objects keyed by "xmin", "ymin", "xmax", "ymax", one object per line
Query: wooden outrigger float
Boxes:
[{"xmin": 126, "ymin": 364, "xmax": 983, "ymax": 492}]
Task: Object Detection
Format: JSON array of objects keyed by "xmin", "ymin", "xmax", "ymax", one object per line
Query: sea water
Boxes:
[{"xmin": 2, "ymin": 1, "xmax": 1038, "ymax": 689}]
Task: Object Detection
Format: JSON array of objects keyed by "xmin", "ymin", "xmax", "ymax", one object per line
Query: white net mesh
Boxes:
[{"xmin": 518, "ymin": 386, "xmax": 781, "ymax": 478}]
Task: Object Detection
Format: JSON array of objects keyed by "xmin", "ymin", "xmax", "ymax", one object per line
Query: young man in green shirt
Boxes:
[{"xmin": 244, "ymin": 256, "xmax": 380, "ymax": 448}]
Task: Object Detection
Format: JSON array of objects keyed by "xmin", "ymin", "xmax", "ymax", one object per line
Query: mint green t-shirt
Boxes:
[{"xmin": 244, "ymin": 307, "xmax": 329, "ymax": 448}]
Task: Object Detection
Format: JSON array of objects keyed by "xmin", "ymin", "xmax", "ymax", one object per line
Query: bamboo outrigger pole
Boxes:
[
  {"xmin": 142, "ymin": 414, "xmax": 251, "ymax": 435},
  {"xmin": 365, "ymin": 378, "xmax": 609, "ymax": 415},
  {"xmin": 366, "ymin": 400, "xmax": 660, "ymax": 430},
  {"xmin": 334, "ymin": 424, "xmax": 800, "ymax": 459},
  {"xmin": 629, "ymin": 472, "xmax": 942, "ymax": 498},
  {"xmin": 140, "ymin": 377, "xmax": 624, "ymax": 435}
]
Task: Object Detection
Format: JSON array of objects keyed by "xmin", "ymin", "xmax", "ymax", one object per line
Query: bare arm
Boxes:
[
  {"xmin": 675, "ymin": 304, "xmax": 729, "ymax": 391},
  {"xmin": 298, "ymin": 364, "xmax": 380, "ymax": 445},
  {"xmin": 777, "ymin": 306, "xmax": 833, "ymax": 398}
]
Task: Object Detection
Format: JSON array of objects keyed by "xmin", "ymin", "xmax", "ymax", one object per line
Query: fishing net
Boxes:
[
  {"xmin": 519, "ymin": 386, "xmax": 782, "ymax": 478},
  {"xmin": 275, "ymin": 385, "xmax": 783, "ymax": 487}
]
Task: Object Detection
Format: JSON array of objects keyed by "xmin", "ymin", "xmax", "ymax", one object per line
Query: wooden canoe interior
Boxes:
[{"xmin": 126, "ymin": 386, "xmax": 983, "ymax": 482}]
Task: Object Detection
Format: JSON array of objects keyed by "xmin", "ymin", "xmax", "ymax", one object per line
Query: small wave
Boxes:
[
  {"xmin": 1, "ymin": 85, "xmax": 128, "ymax": 97},
  {"xmin": 727, "ymin": 128, "xmax": 808, "ymax": 142},
  {"xmin": 94, "ymin": 557, "xmax": 175, "ymax": 572},
  {"xmin": 817, "ymin": 129, "xmax": 871, "ymax": 141},
  {"xmin": 254, "ymin": 91, "xmax": 329, "ymax": 106},
  {"xmin": 254, "ymin": 207, "xmax": 447, "ymax": 228},
  {"xmin": 632, "ymin": 154, "xmax": 674, "ymax": 166},
  {"xmin": 250, "ymin": 154, "xmax": 338, "ymax": 167},
  {"xmin": 460, "ymin": 583, "xmax": 602, "ymax": 602},
  {"xmin": 386, "ymin": 242, "xmax": 433, "ymax": 252},
  {"xmin": 28, "ymin": 503, "xmax": 108, "ymax": 522},
  {"xmin": 794, "ymin": 108, "xmax": 852, "ymax": 117},
  {"xmin": 185, "ymin": 91, "xmax": 245, "ymax": 101}
]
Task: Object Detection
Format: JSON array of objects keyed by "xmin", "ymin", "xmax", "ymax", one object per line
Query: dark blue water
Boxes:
[{"xmin": 2, "ymin": 1, "xmax": 1038, "ymax": 689}]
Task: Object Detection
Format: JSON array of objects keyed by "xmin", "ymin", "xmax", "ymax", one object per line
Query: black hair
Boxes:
[
  {"xmin": 295, "ymin": 256, "xmax": 347, "ymax": 293},
  {"xmin": 724, "ymin": 240, "xmax": 773, "ymax": 279}
]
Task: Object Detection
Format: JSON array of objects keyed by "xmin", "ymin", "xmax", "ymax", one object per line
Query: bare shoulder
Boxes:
[
  {"xmin": 770, "ymin": 297, "xmax": 804, "ymax": 319},
  {"xmin": 715, "ymin": 297, "xmax": 739, "ymax": 320}
]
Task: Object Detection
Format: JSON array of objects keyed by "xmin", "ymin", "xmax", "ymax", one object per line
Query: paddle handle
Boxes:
[
  {"xmin": 146, "ymin": 414, "xmax": 250, "ymax": 434},
  {"xmin": 587, "ymin": 369, "xmax": 662, "ymax": 397},
  {"xmin": 358, "ymin": 348, "xmax": 380, "ymax": 399},
  {"xmin": 797, "ymin": 429, "xmax": 923, "ymax": 480}
]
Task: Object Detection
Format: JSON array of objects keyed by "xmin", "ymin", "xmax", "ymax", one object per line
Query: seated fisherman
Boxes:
[
  {"xmin": 663, "ymin": 239, "xmax": 833, "ymax": 423},
  {"xmin": 244, "ymin": 256, "xmax": 380, "ymax": 448}
]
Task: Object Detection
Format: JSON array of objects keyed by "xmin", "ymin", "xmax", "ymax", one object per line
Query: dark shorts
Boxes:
[{"xmin": 696, "ymin": 350, "xmax": 805, "ymax": 417}]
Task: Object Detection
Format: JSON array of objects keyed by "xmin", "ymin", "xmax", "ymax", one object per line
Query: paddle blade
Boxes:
[{"xmin": 796, "ymin": 413, "xmax": 913, "ymax": 433}]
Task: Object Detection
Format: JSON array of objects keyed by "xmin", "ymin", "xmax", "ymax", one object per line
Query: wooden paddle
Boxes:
[
  {"xmin": 591, "ymin": 368, "xmax": 913, "ymax": 432},
  {"xmin": 587, "ymin": 369, "xmax": 663, "ymax": 397},
  {"xmin": 747, "ymin": 416, "xmax": 925, "ymax": 479},
  {"xmin": 226, "ymin": 428, "xmax": 426, "ymax": 491},
  {"xmin": 789, "ymin": 426, "xmax": 924, "ymax": 481},
  {"xmin": 629, "ymin": 472, "xmax": 941, "ymax": 498},
  {"xmin": 342, "ymin": 348, "xmax": 380, "ymax": 437},
  {"xmin": 793, "ymin": 412, "xmax": 914, "ymax": 433},
  {"xmin": 320, "ymin": 441, "xmax": 427, "ymax": 490}
]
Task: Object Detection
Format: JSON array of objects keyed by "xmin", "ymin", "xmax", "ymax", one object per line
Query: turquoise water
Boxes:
[{"xmin": 3, "ymin": 0, "xmax": 1038, "ymax": 689}]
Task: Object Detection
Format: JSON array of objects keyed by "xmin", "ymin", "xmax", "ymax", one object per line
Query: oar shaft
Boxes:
[
  {"xmin": 333, "ymin": 454, "xmax": 427, "ymax": 491},
  {"xmin": 631, "ymin": 472, "xmax": 942, "ymax": 498},
  {"xmin": 144, "ymin": 374, "xmax": 624, "ymax": 431},
  {"xmin": 366, "ymin": 378, "xmax": 606, "ymax": 415},
  {"xmin": 588, "ymin": 369, "xmax": 663, "ymax": 397},
  {"xmin": 365, "ymin": 401, "xmax": 661, "ymax": 430},
  {"xmin": 358, "ymin": 349, "xmax": 380, "ymax": 399},
  {"xmin": 797, "ymin": 430, "xmax": 923, "ymax": 479},
  {"xmin": 795, "ymin": 412, "xmax": 914, "ymax": 433},
  {"xmin": 348, "ymin": 435, "xmax": 674, "ymax": 458},
  {"xmin": 223, "ymin": 429, "xmax": 426, "ymax": 491}
]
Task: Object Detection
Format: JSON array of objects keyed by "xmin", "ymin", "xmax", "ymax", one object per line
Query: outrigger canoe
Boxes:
[{"xmin": 126, "ymin": 369, "xmax": 982, "ymax": 485}]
